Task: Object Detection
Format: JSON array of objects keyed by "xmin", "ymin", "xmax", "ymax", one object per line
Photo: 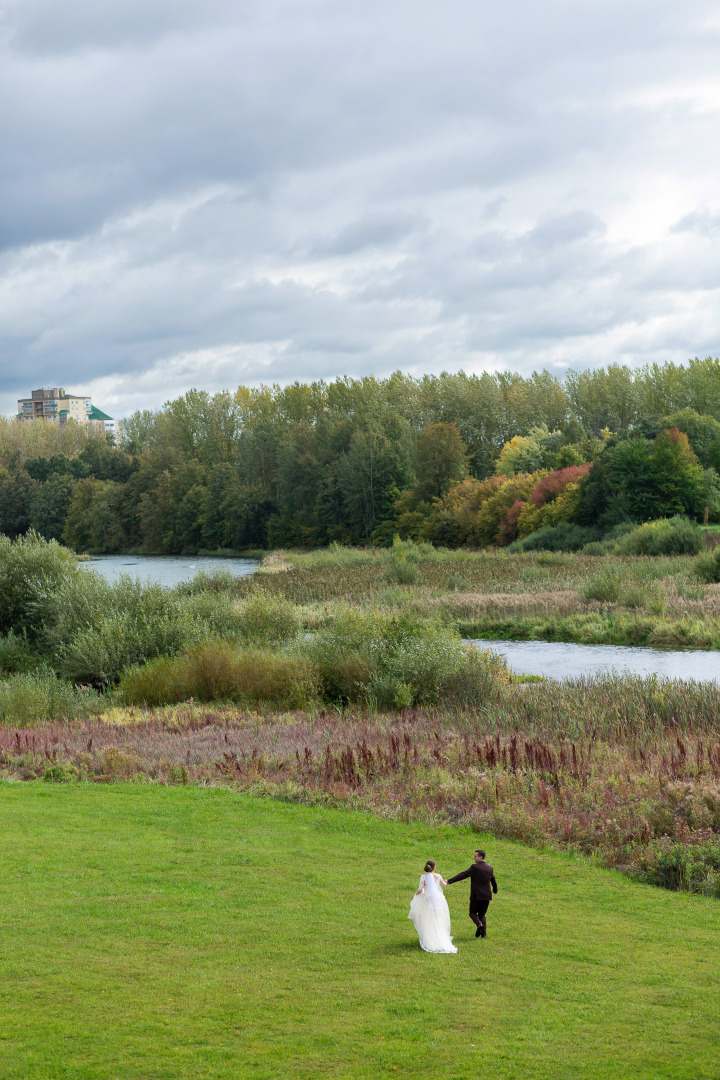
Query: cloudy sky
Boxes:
[{"xmin": 2, "ymin": 0, "xmax": 720, "ymax": 418}]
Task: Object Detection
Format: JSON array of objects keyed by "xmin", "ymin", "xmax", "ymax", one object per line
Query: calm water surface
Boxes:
[
  {"xmin": 81, "ymin": 554, "xmax": 259, "ymax": 588},
  {"xmin": 470, "ymin": 638, "xmax": 720, "ymax": 683}
]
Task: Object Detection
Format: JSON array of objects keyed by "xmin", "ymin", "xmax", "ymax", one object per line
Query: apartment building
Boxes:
[{"xmin": 17, "ymin": 388, "xmax": 116, "ymax": 434}]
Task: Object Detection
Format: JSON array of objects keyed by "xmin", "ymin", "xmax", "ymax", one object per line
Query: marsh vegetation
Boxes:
[{"xmin": 3, "ymin": 535, "xmax": 720, "ymax": 896}]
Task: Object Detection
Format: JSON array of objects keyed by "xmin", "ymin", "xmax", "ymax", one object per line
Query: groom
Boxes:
[{"xmin": 446, "ymin": 850, "xmax": 498, "ymax": 938}]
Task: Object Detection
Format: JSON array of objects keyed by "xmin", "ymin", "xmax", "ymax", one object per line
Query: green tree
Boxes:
[
  {"xmin": 415, "ymin": 423, "xmax": 468, "ymax": 500},
  {"xmin": 649, "ymin": 428, "xmax": 704, "ymax": 518},
  {"xmin": 0, "ymin": 472, "xmax": 35, "ymax": 538},
  {"xmin": 28, "ymin": 475, "xmax": 77, "ymax": 542},
  {"xmin": 655, "ymin": 410, "xmax": 720, "ymax": 470},
  {"xmin": 579, "ymin": 438, "xmax": 654, "ymax": 525},
  {"xmin": 566, "ymin": 364, "xmax": 640, "ymax": 434},
  {"xmin": 120, "ymin": 410, "xmax": 158, "ymax": 455},
  {"xmin": 62, "ymin": 479, "xmax": 130, "ymax": 553}
]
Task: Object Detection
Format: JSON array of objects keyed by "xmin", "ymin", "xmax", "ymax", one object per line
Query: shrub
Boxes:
[
  {"xmin": 0, "ymin": 533, "xmax": 79, "ymax": 641},
  {"xmin": 582, "ymin": 565, "xmax": 625, "ymax": 603},
  {"xmin": 305, "ymin": 609, "xmax": 508, "ymax": 707},
  {"xmin": 227, "ymin": 649, "xmax": 318, "ymax": 708},
  {"xmin": 52, "ymin": 607, "xmax": 195, "ymax": 687},
  {"xmin": 364, "ymin": 674, "xmax": 415, "ymax": 711},
  {"xmin": 186, "ymin": 642, "xmax": 248, "ymax": 700},
  {"xmin": 386, "ymin": 561, "xmax": 419, "ymax": 585},
  {"xmin": 0, "ymin": 632, "xmax": 39, "ymax": 674},
  {"xmin": 116, "ymin": 654, "xmax": 197, "ymax": 707},
  {"xmin": 620, "ymin": 585, "xmax": 646, "ymax": 609},
  {"xmin": 46, "ymin": 573, "xmax": 203, "ymax": 685},
  {"xmin": 236, "ymin": 592, "xmax": 300, "ymax": 645},
  {"xmin": 582, "ymin": 540, "xmax": 611, "ymax": 556},
  {"xmin": 607, "ymin": 521, "xmax": 637, "ymax": 541},
  {"xmin": 0, "ymin": 670, "xmax": 101, "ymax": 727},
  {"xmin": 174, "ymin": 568, "xmax": 245, "ymax": 595},
  {"xmin": 446, "ymin": 574, "xmax": 469, "ymax": 591},
  {"xmin": 118, "ymin": 645, "xmax": 318, "ymax": 709},
  {"xmin": 438, "ymin": 646, "xmax": 511, "ymax": 706},
  {"xmin": 44, "ymin": 574, "xmax": 298, "ymax": 687},
  {"xmin": 508, "ymin": 524, "xmax": 600, "ymax": 553},
  {"xmin": 640, "ymin": 842, "xmax": 720, "ymax": 897},
  {"xmin": 96, "ymin": 747, "xmax": 144, "ymax": 780},
  {"xmin": 176, "ymin": 591, "xmax": 247, "ymax": 639},
  {"xmin": 616, "ymin": 516, "xmax": 704, "ymax": 556},
  {"xmin": 43, "ymin": 762, "xmax": 80, "ymax": 783},
  {"xmin": 390, "ymin": 537, "xmax": 439, "ymax": 564},
  {"xmin": 693, "ymin": 547, "xmax": 720, "ymax": 583}
]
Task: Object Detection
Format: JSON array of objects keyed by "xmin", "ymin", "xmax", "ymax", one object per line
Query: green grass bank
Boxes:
[{"xmin": 1, "ymin": 784, "xmax": 719, "ymax": 1079}]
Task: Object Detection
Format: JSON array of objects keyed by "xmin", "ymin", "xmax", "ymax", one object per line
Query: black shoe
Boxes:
[
  {"xmin": 480, "ymin": 929, "xmax": 487, "ymax": 938},
  {"xmin": 475, "ymin": 925, "xmax": 483, "ymax": 937}
]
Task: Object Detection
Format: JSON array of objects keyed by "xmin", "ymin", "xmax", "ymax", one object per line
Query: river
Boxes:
[
  {"xmin": 80, "ymin": 554, "xmax": 259, "ymax": 588},
  {"xmin": 469, "ymin": 638, "xmax": 720, "ymax": 683}
]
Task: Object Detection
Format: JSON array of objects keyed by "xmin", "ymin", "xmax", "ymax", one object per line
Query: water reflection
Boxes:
[
  {"xmin": 80, "ymin": 554, "xmax": 259, "ymax": 588},
  {"xmin": 469, "ymin": 638, "xmax": 720, "ymax": 683}
]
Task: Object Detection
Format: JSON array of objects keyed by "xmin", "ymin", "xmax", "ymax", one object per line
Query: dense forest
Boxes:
[{"xmin": 4, "ymin": 359, "xmax": 720, "ymax": 553}]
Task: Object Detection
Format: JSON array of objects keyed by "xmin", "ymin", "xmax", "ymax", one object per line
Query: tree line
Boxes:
[{"xmin": 3, "ymin": 359, "xmax": 720, "ymax": 552}]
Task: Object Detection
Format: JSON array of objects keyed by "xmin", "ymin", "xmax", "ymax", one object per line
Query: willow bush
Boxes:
[{"xmin": 0, "ymin": 670, "xmax": 101, "ymax": 726}]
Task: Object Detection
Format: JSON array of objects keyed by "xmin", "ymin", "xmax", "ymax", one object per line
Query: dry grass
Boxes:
[{"xmin": 426, "ymin": 589, "xmax": 585, "ymax": 619}]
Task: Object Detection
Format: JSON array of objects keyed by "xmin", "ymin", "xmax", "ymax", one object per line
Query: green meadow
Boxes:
[{"xmin": 1, "ymin": 783, "xmax": 718, "ymax": 1079}]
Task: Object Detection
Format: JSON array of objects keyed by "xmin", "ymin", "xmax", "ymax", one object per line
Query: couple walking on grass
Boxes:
[{"xmin": 408, "ymin": 849, "xmax": 498, "ymax": 954}]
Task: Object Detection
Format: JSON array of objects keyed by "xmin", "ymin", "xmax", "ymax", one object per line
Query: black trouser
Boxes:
[{"xmin": 470, "ymin": 897, "xmax": 490, "ymax": 932}]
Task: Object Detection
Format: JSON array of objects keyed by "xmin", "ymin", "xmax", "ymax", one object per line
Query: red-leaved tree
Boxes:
[{"xmin": 530, "ymin": 464, "xmax": 591, "ymax": 507}]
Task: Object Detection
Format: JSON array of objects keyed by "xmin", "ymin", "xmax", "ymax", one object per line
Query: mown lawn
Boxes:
[{"xmin": 0, "ymin": 784, "xmax": 718, "ymax": 1079}]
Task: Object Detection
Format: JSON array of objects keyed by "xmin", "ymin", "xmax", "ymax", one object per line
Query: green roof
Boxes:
[{"xmin": 87, "ymin": 405, "xmax": 113, "ymax": 421}]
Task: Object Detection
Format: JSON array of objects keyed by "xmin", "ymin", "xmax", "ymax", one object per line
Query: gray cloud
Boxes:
[
  {"xmin": 672, "ymin": 210, "xmax": 720, "ymax": 238},
  {"xmin": 304, "ymin": 211, "xmax": 427, "ymax": 258},
  {"xmin": 2, "ymin": 0, "xmax": 720, "ymax": 416}
]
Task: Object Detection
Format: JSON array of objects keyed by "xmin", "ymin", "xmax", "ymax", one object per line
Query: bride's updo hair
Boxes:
[{"xmin": 424, "ymin": 859, "xmax": 436, "ymax": 873}]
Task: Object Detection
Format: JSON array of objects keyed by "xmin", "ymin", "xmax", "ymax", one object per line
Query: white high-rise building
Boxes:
[{"xmin": 16, "ymin": 388, "xmax": 115, "ymax": 433}]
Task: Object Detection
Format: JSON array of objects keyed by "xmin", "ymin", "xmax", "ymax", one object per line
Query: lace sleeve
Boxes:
[{"xmin": 415, "ymin": 874, "xmax": 426, "ymax": 895}]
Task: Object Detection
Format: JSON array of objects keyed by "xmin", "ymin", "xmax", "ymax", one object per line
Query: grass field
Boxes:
[{"xmin": 1, "ymin": 784, "xmax": 719, "ymax": 1079}]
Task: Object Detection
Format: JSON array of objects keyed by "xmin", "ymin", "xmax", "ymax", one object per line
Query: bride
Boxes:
[{"xmin": 408, "ymin": 859, "xmax": 457, "ymax": 954}]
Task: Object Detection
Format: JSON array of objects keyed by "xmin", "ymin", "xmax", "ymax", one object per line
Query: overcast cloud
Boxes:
[{"xmin": 2, "ymin": 0, "xmax": 720, "ymax": 418}]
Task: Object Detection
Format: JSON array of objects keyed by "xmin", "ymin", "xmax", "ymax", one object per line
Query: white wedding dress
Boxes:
[{"xmin": 408, "ymin": 872, "xmax": 457, "ymax": 953}]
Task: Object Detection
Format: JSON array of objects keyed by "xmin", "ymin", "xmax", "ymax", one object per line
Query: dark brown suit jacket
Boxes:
[{"xmin": 446, "ymin": 861, "xmax": 498, "ymax": 906}]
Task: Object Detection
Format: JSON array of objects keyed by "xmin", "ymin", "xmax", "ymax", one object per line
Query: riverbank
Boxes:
[{"xmin": 458, "ymin": 611, "xmax": 720, "ymax": 649}]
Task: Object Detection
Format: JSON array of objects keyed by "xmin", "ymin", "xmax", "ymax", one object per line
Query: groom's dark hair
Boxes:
[{"xmin": 476, "ymin": 850, "xmax": 486, "ymax": 859}]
